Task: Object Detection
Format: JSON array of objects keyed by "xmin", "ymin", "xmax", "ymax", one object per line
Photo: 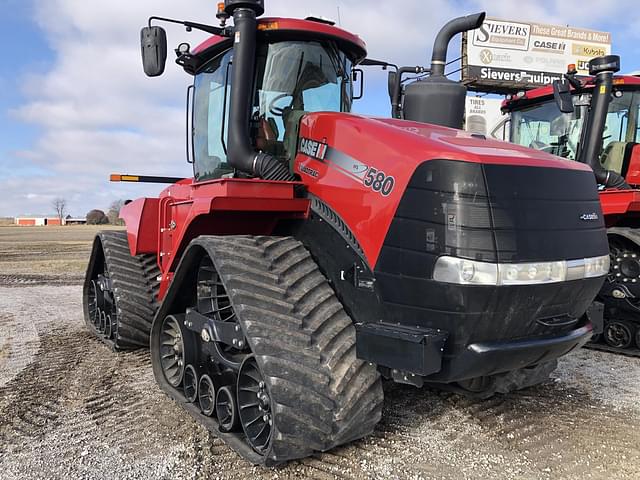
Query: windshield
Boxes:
[
  {"xmin": 510, "ymin": 90, "xmax": 640, "ymax": 162},
  {"xmin": 252, "ymin": 40, "xmax": 352, "ymax": 157},
  {"xmin": 192, "ymin": 40, "xmax": 352, "ymax": 182}
]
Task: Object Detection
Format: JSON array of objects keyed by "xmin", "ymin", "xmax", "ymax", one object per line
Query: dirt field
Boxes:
[
  {"xmin": 0, "ymin": 226, "xmax": 639, "ymax": 479},
  {"xmin": 0, "ymin": 225, "xmax": 122, "ymax": 285}
]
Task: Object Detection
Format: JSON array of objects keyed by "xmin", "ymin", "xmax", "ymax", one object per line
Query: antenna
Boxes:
[{"xmin": 336, "ymin": 5, "xmax": 342, "ymax": 26}]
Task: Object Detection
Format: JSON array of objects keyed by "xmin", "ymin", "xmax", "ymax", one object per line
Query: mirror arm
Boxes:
[{"xmin": 148, "ymin": 16, "xmax": 231, "ymax": 37}]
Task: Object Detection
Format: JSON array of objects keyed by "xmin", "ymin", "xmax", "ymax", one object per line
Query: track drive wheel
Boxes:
[
  {"xmin": 83, "ymin": 231, "xmax": 160, "ymax": 350},
  {"xmin": 604, "ymin": 319, "xmax": 636, "ymax": 349}
]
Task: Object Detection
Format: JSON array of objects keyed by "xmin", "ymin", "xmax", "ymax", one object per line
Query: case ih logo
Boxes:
[
  {"xmin": 579, "ymin": 212, "xmax": 599, "ymax": 221},
  {"xmin": 299, "ymin": 138, "xmax": 328, "ymax": 161},
  {"xmin": 473, "ymin": 19, "xmax": 531, "ymax": 51}
]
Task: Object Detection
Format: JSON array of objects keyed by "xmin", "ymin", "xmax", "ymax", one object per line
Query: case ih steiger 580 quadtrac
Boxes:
[
  {"xmin": 84, "ymin": 1, "xmax": 610, "ymax": 464},
  {"xmin": 503, "ymin": 56, "xmax": 640, "ymax": 355}
]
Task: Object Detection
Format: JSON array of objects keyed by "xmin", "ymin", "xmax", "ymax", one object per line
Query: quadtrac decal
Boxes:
[{"xmin": 298, "ymin": 137, "xmax": 395, "ymax": 196}]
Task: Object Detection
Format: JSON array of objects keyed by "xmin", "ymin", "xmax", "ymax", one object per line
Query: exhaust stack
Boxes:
[
  {"xmin": 402, "ymin": 12, "xmax": 485, "ymax": 129},
  {"xmin": 576, "ymin": 55, "xmax": 629, "ymax": 189}
]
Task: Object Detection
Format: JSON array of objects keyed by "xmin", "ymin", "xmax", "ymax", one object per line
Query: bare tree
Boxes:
[
  {"xmin": 52, "ymin": 198, "xmax": 67, "ymax": 225},
  {"xmin": 107, "ymin": 199, "xmax": 125, "ymax": 225}
]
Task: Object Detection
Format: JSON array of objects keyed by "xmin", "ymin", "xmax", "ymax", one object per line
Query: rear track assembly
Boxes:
[{"xmin": 83, "ymin": 231, "xmax": 160, "ymax": 350}]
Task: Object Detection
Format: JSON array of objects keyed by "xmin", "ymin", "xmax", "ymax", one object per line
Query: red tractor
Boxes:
[
  {"xmin": 84, "ymin": 1, "xmax": 609, "ymax": 464},
  {"xmin": 503, "ymin": 56, "xmax": 640, "ymax": 355}
]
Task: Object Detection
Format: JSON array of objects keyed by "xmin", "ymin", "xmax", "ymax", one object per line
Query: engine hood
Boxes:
[{"xmin": 295, "ymin": 112, "xmax": 600, "ymax": 267}]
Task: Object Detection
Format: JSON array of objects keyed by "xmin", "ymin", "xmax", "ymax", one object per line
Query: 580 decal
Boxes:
[{"xmin": 363, "ymin": 168, "xmax": 395, "ymax": 196}]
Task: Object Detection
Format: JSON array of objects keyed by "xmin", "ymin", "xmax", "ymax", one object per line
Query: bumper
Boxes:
[{"xmin": 426, "ymin": 321, "xmax": 593, "ymax": 383}]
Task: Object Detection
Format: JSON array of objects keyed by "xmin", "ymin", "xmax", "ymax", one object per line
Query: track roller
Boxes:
[
  {"xmin": 183, "ymin": 365, "xmax": 198, "ymax": 403},
  {"xmin": 604, "ymin": 319, "xmax": 636, "ymax": 349},
  {"xmin": 216, "ymin": 385, "xmax": 239, "ymax": 433},
  {"xmin": 198, "ymin": 375, "xmax": 216, "ymax": 416},
  {"xmin": 83, "ymin": 231, "xmax": 160, "ymax": 350}
]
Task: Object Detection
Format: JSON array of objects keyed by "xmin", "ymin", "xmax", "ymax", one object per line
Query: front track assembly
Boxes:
[
  {"xmin": 83, "ymin": 231, "xmax": 160, "ymax": 350},
  {"xmin": 150, "ymin": 235, "xmax": 383, "ymax": 465}
]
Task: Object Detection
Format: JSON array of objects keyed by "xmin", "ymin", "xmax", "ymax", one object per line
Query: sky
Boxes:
[{"xmin": 1, "ymin": 0, "xmax": 639, "ymax": 217}]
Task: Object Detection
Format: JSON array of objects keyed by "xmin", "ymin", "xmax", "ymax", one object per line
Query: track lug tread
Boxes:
[{"xmin": 188, "ymin": 235, "xmax": 383, "ymax": 463}]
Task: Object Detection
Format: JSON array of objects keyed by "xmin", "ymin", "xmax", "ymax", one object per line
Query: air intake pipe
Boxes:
[
  {"xmin": 576, "ymin": 55, "xmax": 628, "ymax": 189},
  {"xmin": 224, "ymin": 0, "xmax": 295, "ymax": 181}
]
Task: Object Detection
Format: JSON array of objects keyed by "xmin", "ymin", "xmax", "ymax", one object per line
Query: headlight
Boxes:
[{"xmin": 433, "ymin": 255, "xmax": 609, "ymax": 286}]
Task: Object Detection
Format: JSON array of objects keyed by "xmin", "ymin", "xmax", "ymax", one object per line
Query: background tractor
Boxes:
[
  {"xmin": 83, "ymin": 0, "xmax": 610, "ymax": 464},
  {"xmin": 504, "ymin": 57, "xmax": 640, "ymax": 355}
]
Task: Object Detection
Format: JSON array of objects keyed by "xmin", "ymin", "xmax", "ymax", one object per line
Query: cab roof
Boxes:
[{"xmin": 192, "ymin": 17, "xmax": 367, "ymax": 64}]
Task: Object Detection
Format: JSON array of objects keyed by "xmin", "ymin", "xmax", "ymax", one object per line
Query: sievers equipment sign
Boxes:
[{"xmin": 462, "ymin": 17, "xmax": 611, "ymax": 92}]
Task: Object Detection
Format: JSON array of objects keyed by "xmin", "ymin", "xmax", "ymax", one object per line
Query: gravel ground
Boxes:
[{"xmin": 0, "ymin": 282, "xmax": 638, "ymax": 480}]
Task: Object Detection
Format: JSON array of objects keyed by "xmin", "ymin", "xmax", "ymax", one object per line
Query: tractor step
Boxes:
[{"xmin": 355, "ymin": 322, "xmax": 448, "ymax": 377}]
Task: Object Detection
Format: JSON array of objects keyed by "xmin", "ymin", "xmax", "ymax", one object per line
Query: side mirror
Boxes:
[
  {"xmin": 353, "ymin": 68, "xmax": 364, "ymax": 100},
  {"xmin": 140, "ymin": 26, "xmax": 168, "ymax": 77},
  {"xmin": 387, "ymin": 71, "xmax": 397, "ymax": 100},
  {"xmin": 553, "ymin": 79, "xmax": 574, "ymax": 114}
]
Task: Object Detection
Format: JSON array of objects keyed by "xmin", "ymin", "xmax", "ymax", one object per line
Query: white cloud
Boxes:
[{"xmin": 2, "ymin": 0, "xmax": 638, "ymax": 217}]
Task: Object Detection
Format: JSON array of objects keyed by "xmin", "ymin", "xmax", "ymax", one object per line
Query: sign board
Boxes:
[
  {"xmin": 462, "ymin": 17, "xmax": 611, "ymax": 92},
  {"xmin": 464, "ymin": 96, "xmax": 508, "ymax": 140}
]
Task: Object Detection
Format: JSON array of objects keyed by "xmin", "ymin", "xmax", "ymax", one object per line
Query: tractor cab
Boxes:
[
  {"xmin": 192, "ymin": 34, "xmax": 355, "ymax": 181},
  {"xmin": 141, "ymin": 10, "xmax": 365, "ymax": 183},
  {"xmin": 508, "ymin": 84, "xmax": 640, "ymax": 179},
  {"xmin": 504, "ymin": 61, "xmax": 640, "ymax": 188}
]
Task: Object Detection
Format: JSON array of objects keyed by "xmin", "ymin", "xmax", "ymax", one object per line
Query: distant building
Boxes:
[
  {"xmin": 14, "ymin": 216, "xmax": 64, "ymax": 226},
  {"xmin": 65, "ymin": 215, "xmax": 87, "ymax": 225}
]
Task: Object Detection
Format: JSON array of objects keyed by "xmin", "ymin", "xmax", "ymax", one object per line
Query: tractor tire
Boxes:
[
  {"xmin": 83, "ymin": 231, "xmax": 160, "ymax": 350},
  {"xmin": 151, "ymin": 235, "xmax": 383, "ymax": 464}
]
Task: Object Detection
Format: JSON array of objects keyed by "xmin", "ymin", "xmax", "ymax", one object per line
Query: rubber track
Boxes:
[
  {"xmin": 88, "ymin": 231, "xmax": 160, "ymax": 350},
  {"xmin": 198, "ymin": 235, "xmax": 384, "ymax": 463},
  {"xmin": 584, "ymin": 342, "xmax": 640, "ymax": 358}
]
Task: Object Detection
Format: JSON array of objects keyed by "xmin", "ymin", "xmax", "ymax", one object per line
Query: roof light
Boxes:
[{"xmin": 257, "ymin": 21, "xmax": 279, "ymax": 31}]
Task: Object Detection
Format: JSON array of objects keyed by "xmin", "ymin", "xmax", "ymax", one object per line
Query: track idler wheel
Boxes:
[
  {"xmin": 604, "ymin": 320, "xmax": 636, "ymax": 349},
  {"xmin": 198, "ymin": 374, "xmax": 216, "ymax": 417},
  {"xmin": 238, "ymin": 356, "xmax": 272, "ymax": 455},
  {"xmin": 159, "ymin": 314, "xmax": 196, "ymax": 387},
  {"xmin": 216, "ymin": 385, "xmax": 239, "ymax": 433},
  {"xmin": 183, "ymin": 365, "xmax": 198, "ymax": 403}
]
